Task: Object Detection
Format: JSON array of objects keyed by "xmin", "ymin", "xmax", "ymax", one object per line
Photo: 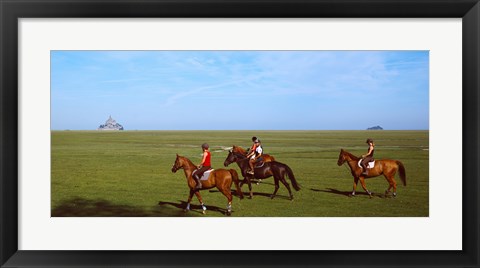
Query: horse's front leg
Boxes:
[
  {"xmin": 359, "ymin": 177, "xmax": 372, "ymax": 198},
  {"xmin": 351, "ymin": 177, "xmax": 359, "ymax": 197},
  {"xmin": 226, "ymin": 202, "xmax": 232, "ymax": 216},
  {"xmin": 184, "ymin": 189, "xmax": 195, "ymax": 212},
  {"xmin": 245, "ymin": 176, "xmax": 253, "ymax": 199},
  {"xmin": 194, "ymin": 191, "xmax": 207, "ymax": 214},
  {"xmin": 239, "ymin": 177, "xmax": 246, "ymax": 187}
]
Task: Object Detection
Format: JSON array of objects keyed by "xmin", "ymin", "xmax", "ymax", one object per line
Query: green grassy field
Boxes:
[{"xmin": 51, "ymin": 130, "xmax": 428, "ymax": 217}]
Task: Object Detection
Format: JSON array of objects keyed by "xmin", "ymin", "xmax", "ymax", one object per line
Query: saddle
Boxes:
[
  {"xmin": 254, "ymin": 157, "xmax": 265, "ymax": 168},
  {"xmin": 192, "ymin": 169, "xmax": 214, "ymax": 181},
  {"xmin": 358, "ymin": 159, "xmax": 375, "ymax": 169}
]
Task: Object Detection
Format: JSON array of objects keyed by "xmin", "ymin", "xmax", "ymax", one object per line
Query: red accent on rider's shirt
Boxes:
[{"xmin": 203, "ymin": 151, "xmax": 211, "ymax": 167}]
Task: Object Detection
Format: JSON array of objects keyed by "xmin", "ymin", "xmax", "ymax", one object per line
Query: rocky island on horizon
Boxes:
[{"xmin": 98, "ymin": 115, "xmax": 124, "ymax": 131}]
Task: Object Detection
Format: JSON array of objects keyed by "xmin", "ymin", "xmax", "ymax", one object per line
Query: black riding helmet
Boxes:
[
  {"xmin": 366, "ymin": 138, "xmax": 374, "ymax": 144},
  {"xmin": 252, "ymin": 136, "xmax": 259, "ymax": 143}
]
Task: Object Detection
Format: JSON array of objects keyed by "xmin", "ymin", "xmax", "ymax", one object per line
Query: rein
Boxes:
[
  {"xmin": 176, "ymin": 157, "xmax": 196, "ymax": 172},
  {"xmin": 230, "ymin": 152, "xmax": 249, "ymax": 164},
  {"xmin": 340, "ymin": 152, "xmax": 361, "ymax": 172}
]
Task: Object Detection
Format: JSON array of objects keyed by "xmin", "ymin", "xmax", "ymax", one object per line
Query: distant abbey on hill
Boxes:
[
  {"xmin": 367, "ymin": 125, "xmax": 383, "ymax": 130},
  {"xmin": 98, "ymin": 116, "xmax": 124, "ymax": 130}
]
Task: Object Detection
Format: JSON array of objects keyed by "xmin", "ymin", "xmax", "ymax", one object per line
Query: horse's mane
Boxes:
[
  {"xmin": 232, "ymin": 151, "xmax": 247, "ymax": 159},
  {"xmin": 342, "ymin": 149, "xmax": 360, "ymax": 161},
  {"xmin": 178, "ymin": 155, "xmax": 196, "ymax": 168},
  {"xmin": 232, "ymin": 145, "xmax": 246, "ymax": 154}
]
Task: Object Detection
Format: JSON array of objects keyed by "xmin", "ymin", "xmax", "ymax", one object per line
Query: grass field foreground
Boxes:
[{"xmin": 51, "ymin": 130, "xmax": 429, "ymax": 217}]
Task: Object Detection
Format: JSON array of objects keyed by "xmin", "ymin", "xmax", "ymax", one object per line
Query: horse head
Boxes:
[
  {"xmin": 337, "ymin": 149, "xmax": 346, "ymax": 166},
  {"xmin": 224, "ymin": 150, "xmax": 235, "ymax": 167},
  {"xmin": 337, "ymin": 149, "xmax": 358, "ymax": 166},
  {"xmin": 171, "ymin": 154, "xmax": 184, "ymax": 173}
]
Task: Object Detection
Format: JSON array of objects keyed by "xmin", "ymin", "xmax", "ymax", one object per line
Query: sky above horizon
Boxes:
[{"xmin": 51, "ymin": 50, "xmax": 429, "ymax": 130}]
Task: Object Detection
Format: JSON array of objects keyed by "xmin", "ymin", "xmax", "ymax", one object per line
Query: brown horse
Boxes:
[
  {"xmin": 224, "ymin": 150, "xmax": 300, "ymax": 200},
  {"xmin": 232, "ymin": 145, "xmax": 276, "ymax": 162},
  {"xmin": 171, "ymin": 154, "xmax": 243, "ymax": 215},
  {"xmin": 337, "ymin": 149, "xmax": 406, "ymax": 198}
]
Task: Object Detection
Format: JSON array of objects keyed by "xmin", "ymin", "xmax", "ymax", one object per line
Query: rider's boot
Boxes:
[
  {"xmin": 194, "ymin": 175, "xmax": 202, "ymax": 189},
  {"xmin": 248, "ymin": 162, "xmax": 254, "ymax": 174},
  {"xmin": 361, "ymin": 165, "xmax": 368, "ymax": 176}
]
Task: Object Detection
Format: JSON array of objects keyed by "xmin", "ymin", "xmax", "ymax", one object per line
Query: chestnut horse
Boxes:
[
  {"xmin": 224, "ymin": 150, "xmax": 300, "ymax": 200},
  {"xmin": 232, "ymin": 145, "xmax": 276, "ymax": 162},
  {"xmin": 337, "ymin": 149, "xmax": 406, "ymax": 198},
  {"xmin": 171, "ymin": 154, "xmax": 243, "ymax": 215}
]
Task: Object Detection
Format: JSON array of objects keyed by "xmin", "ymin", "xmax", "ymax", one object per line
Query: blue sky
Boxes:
[{"xmin": 51, "ymin": 51, "xmax": 429, "ymax": 130}]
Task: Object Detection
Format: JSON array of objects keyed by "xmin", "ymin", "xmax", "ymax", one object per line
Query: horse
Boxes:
[
  {"xmin": 171, "ymin": 154, "xmax": 243, "ymax": 215},
  {"xmin": 232, "ymin": 145, "xmax": 276, "ymax": 162},
  {"xmin": 232, "ymin": 145, "xmax": 275, "ymax": 185},
  {"xmin": 223, "ymin": 150, "xmax": 300, "ymax": 200},
  {"xmin": 337, "ymin": 149, "xmax": 406, "ymax": 198}
]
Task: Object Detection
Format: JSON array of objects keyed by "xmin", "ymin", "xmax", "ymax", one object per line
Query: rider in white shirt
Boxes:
[{"xmin": 246, "ymin": 138, "xmax": 263, "ymax": 174}]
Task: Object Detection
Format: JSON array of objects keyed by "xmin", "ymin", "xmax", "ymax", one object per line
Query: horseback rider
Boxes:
[
  {"xmin": 193, "ymin": 143, "xmax": 212, "ymax": 189},
  {"xmin": 246, "ymin": 137, "xmax": 263, "ymax": 175},
  {"xmin": 361, "ymin": 138, "xmax": 375, "ymax": 175}
]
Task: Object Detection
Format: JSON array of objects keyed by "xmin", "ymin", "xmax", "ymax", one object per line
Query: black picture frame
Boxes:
[{"xmin": 1, "ymin": 0, "xmax": 479, "ymax": 267}]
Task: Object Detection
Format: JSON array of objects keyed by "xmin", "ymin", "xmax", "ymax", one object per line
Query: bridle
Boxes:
[
  {"xmin": 338, "ymin": 152, "xmax": 351, "ymax": 172},
  {"xmin": 172, "ymin": 158, "xmax": 183, "ymax": 172},
  {"xmin": 228, "ymin": 150, "xmax": 249, "ymax": 164}
]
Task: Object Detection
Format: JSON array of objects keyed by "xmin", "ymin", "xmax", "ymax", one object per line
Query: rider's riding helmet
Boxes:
[
  {"xmin": 252, "ymin": 136, "xmax": 259, "ymax": 143},
  {"xmin": 366, "ymin": 138, "xmax": 374, "ymax": 144},
  {"xmin": 201, "ymin": 143, "xmax": 209, "ymax": 149}
]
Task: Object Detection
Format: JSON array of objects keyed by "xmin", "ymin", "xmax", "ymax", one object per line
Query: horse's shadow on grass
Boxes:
[
  {"xmin": 158, "ymin": 200, "xmax": 229, "ymax": 215},
  {"xmin": 240, "ymin": 179, "xmax": 275, "ymax": 186},
  {"xmin": 52, "ymin": 197, "xmax": 199, "ymax": 217},
  {"xmin": 311, "ymin": 188, "xmax": 386, "ymax": 198},
  {"xmin": 208, "ymin": 189, "xmax": 292, "ymax": 200}
]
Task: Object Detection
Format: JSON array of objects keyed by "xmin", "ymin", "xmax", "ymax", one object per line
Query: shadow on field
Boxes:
[
  {"xmin": 158, "ymin": 200, "xmax": 229, "ymax": 215},
  {"xmin": 52, "ymin": 197, "xmax": 200, "ymax": 217},
  {"xmin": 311, "ymin": 188, "xmax": 381, "ymax": 197},
  {"xmin": 208, "ymin": 189, "xmax": 292, "ymax": 200}
]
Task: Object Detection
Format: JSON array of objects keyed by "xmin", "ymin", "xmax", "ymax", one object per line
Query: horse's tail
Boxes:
[
  {"xmin": 396, "ymin": 160, "xmax": 407, "ymax": 186},
  {"xmin": 284, "ymin": 164, "xmax": 301, "ymax": 191},
  {"xmin": 229, "ymin": 169, "xmax": 244, "ymax": 199}
]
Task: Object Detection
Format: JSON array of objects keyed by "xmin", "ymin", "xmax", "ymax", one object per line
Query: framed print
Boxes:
[{"xmin": 1, "ymin": 0, "xmax": 479, "ymax": 267}]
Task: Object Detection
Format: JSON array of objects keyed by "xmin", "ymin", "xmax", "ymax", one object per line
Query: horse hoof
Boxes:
[
  {"xmin": 270, "ymin": 195, "xmax": 275, "ymax": 199},
  {"xmin": 183, "ymin": 209, "xmax": 189, "ymax": 213},
  {"xmin": 226, "ymin": 211, "xmax": 232, "ymax": 216},
  {"xmin": 202, "ymin": 210, "xmax": 206, "ymax": 215}
]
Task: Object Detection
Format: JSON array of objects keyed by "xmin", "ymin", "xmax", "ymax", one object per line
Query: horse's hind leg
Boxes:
[
  {"xmin": 194, "ymin": 191, "xmax": 207, "ymax": 214},
  {"xmin": 218, "ymin": 186, "xmax": 233, "ymax": 216},
  {"xmin": 270, "ymin": 177, "xmax": 280, "ymax": 199},
  {"xmin": 384, "ymin": 174, "xmax": 398, "ymax": 198},
  {"xmin": 278, "ymin": 174, "xmax": 294, "ymax": 200}
]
